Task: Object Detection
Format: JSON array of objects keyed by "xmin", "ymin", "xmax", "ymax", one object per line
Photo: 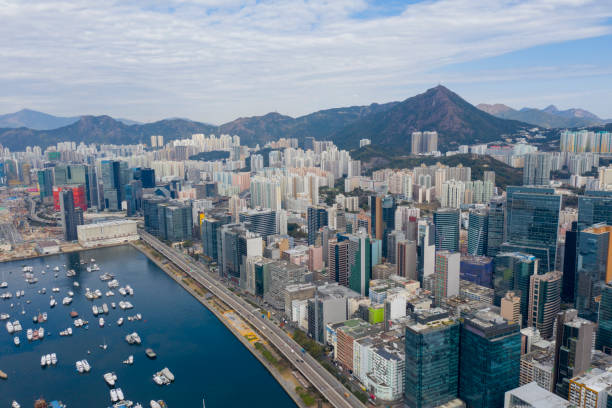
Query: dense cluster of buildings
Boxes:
[{"xmin": 1, "ymin": 126, "xmax": 611, "ymax": 407}]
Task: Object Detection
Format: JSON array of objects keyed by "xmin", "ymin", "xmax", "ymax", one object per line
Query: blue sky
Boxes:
[{"xmin": 0, "ymin": 0, "xmax": 611, "ymax": 123}]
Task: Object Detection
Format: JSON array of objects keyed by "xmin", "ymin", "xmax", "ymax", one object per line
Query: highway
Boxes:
[{"xmin": 139, "ymin": 229, "xmax": 365, "ymax": 408}]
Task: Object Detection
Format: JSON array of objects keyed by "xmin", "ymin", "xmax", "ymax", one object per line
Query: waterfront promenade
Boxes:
[{"xmin": 139, "ymin": 229, "xmax": 365, "ymax": 408}]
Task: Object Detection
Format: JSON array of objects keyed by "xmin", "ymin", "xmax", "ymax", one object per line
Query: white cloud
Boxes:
[{"xmin": 0, "ymin": 0, "xmax": 611, "ymax": 122}]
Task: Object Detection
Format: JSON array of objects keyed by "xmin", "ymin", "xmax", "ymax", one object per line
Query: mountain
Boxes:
[
  {"xmin": 218, "ymin": 102, "xmax": 399, "ymax": 147},
  {"xmin": 0, "ymin": 116, "xmax": 217, "ymax": 150},
  {"xmin": 0, "ymin": 109, "xmax": 80, "ymax": 130},
  {"xmin": 330, "ymin": 85, "xmax": 527, "ymax": 151},
  {"xmin": 477, "ymin": 103, "xmax": 605, "ymax": 128}
]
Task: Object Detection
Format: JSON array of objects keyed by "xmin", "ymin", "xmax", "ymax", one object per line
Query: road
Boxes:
[{"xmin": 139, "ymin": 229, "xmax": 365, "ymax": 408}]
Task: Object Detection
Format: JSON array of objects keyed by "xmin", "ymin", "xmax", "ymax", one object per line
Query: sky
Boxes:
[{"xmin": 1, "ymin": 0, "xmax": 611, "ymax": 124}]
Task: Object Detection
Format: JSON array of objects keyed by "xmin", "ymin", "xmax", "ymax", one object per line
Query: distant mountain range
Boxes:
[
  {"xmin": 477, "ymin": 103, "xmax": 608, "ymax": 128},
  {"xmin": 0, "ymin": 109, "xmax": 141, "ymax": 130},
  {"xmin": 0, "ymin": 86, "xmax": 535, "ymax": 151}
]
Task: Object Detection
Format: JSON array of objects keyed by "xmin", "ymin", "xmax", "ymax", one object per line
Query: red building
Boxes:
[{"xmin": 53, "ymin": 185, "xmax": 87, "ymax": 211}]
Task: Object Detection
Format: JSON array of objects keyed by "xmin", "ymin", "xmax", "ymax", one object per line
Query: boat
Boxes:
[
  {"xmin": 104, "ymin": 372, "xmax": 117, "ymax": 386},
  {"xmin": 45, "ymin": 354, "xmax": 51, "ymax": 366},
  {"xmin": 99, "ymin": 317, "xmax": 104, "ymax": 327},
  {"xmin": 41, "ymin": 288, "xmax": 46, "ymax": 294},
  {"xmin": 145, "ymin": 348, "xmax": 157, "ymax": 359},
  {"xmin": 6, "ymin": 321, "xmax": 14, "ymax": 334},
  {"xmin": 62, "ymin": 297, "xmax": 72, "ymax": 305},
  {"xmin": 108, "ymin": 280, "xmax": 119, "ymax": 289},
  {"xmin": 0, "ymin": 370, "xmax": 8, "ymax": 379},
  {"xmin": 52, "ymin": 287, "xmax": 60, "ymax": 293},
  {"xmin": 0, "ymin": 313, "xmax": 9, "ymax": 320},
  {"xmin": 70, "ymin": 310, "xmax": 78, "ymax": 318},
  {"xmin": 82, "ymin": 359, "xmax": 91, "ymax": 372},
  {"xmin": 73, "ymin": 282, "xmax": 79, "ymax": 287},
  {"xmin": 118, "ymin": 288, "xmax": 127, "ymax": 296},
  {"xmin": 50, "ymin": 298, "xmax": 57, "ymax": 308},
  {"xmin": 125, "ymin": 332, "xmax": 141, "ymax": 345},
  {"xmin": 38, "ymin": 327, "xmax": 44, "ymax": 338},
  {"xmin": 27, "ymin": 328, "xmax": 32, "ymax": 340},
  {"xmin": 117, "ymin": 317, "xmax": 124, "ymax": 326},
  {"xmin": 110, "ymin": 389, "xmax": 118, "ymax": 402},
  {"xmin": 42, "ymin": 312, "xmax": 47, "ymax": 321},
  {"xmin": 41, "ymin": 355, "xmax": 46, "ymax": 367},
  {"xmin": 75, "ymin": 360, "xmax": 84, "ymax": 373},
  {"xmin": 53, "ymin": 266, "xmax": 59, "ymax": 272},
  {"xmin": 91, "ymin": 264, "xmax": 100, "ymax": 271},
  {"xmin": 91, "ymin": 258, "xmax": 95, "ymax": 263},
  {"xmin": 111, "ymin": 302, "xmax": 116, "ymax": 309},
  {"xmin": 1, "ymin": 292, "xmax": 12, "ymax": 299},
  {"xmin": 100, "ymin": 273, "xmax": 114, "ymax": 281},
  {"xmin": 68, "ymin": 290, "xmax": 74, "ymax": 296},
  {"xmin": 150, "ymin": 401, "xmax": 161, "ymax": 408},
  {"xmin": 92, "ymin": 305, "xmax": 99, "ymax": 316},
  {"xmin": 14, "ymin": 336, "xmax": 20, "ymax": 346},
  {"xmin": 123, "ymin": 355, "xmax": 134, "ymax": 365},
  {"xmin": 12, "ymin": 402, "xmax": 20, "ymax": 408},
  {"xmin": 13, "ymin": 320, "xmax": 22, "ymax": 331},
  {"xmin": 125, "ymin": 285, "xmax": 134, "ymax": 295},
  {"xmin": 100, "ymin": 338, "xmax": 108, "ymax": 350},
  {"xmin": 102, "ymin": 303, "xmax": 109, "ymax": 314},
  {"xmin": 66, "ymin": 269, "xmax": 76, "ymax": 277},
  {"xmin": 0, "ymin": 282, "xmax": 7, "ymax": 288},
  {"xmin": 116, "ymin": 388, "xmax": 124, "ymax": 401},
  {"xmin": 32, "ymin": 329, "xmax": 39, "ymax": 340},
  {"xmin": 105, "ymin": 291, "xmax": 115, "ymax": 297},
  {"xmin": 51, "ymin": 353, "xmax": 57, "ymax": 365}
]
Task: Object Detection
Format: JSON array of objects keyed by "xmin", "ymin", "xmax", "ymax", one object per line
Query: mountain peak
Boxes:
[{"xmin": 543, "ymin": 105, "xmax": 559, "ymax": 113}]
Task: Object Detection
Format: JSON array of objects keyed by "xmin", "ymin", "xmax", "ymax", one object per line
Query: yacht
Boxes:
[
  {"xmin": 38, "ymin": 327, "xmax": 44, "ymax": 338},
  {"xmin": 6, "ymin": 321, "xmax": 14, "ymax": 334},
  {"xmin": 68, "ymin": 290, "xmax": 74, "ymax": 296},
  {"xmin": 66, "ymin": 269, "xmax": 76, "ymax": 277},
  {"xmin": 52, "ymin": 287, "xmax": 60, "ymax": 293},
  {"xmin": 91, "ymin": 264, "xmax": 100, "ymax": 271},
  {"xmin": 45, "ymin": 354, "xmax": 51, "ymax": 366},
  {"xmin": 0, "ymin": 313, "xmax": 9, "ymax": 320},
  {"xmin": 105, "ymin": 291, "xmax": 115, "ymax": 297},
  {"xmin": 117, "ymin": 317, "xmax": 124, "ymax": 326},
  {"xmin": 102, "ymin": 303, "xmax": 109, "ymax": 314},
  {"xmin": 76, "ymin": 360, "xmax": 84, "ymax": 373},
  {"xmin": 118, "ymin": 288, "xmax": 127, "ymax": 296},
  {"xmin": 110, "ymin": 389, "xmax": 118, "ymax": 402},
  {"xmin": 13, "ymin": 320, "xmax": 22, "ymax": 331},
  {"xmin": 49, "ymin": 298, "xmax": 57, "ymax": 308},
  {"xmin": 100, "ymin": 273, "xmax": 114, "ymax": 281},
  {"xmin": 82, "ymin": 359, "xmax": 91, "ymax": 372},
  {"xmin": 125, "ymin": 285, "xmax": 134, "ymax": 295},
  {"xmin": 123, "ymin": 355, "xmax": 134, "ymax": 365},
  {"xmin": 73, "ymin": 282, "xmax": 79, "ymax": 287},
  {"xmin": 41, "ymin": 355, "xmax": 46, "ymax": 367},
  {"xmin": 27, "ymin": 328, "xmax": 33, "ymax": 340},
  {"xmin": 116, "ymin": 388, "xmax": 124, "ymax": 401},
  {"xmin": 0, "ymin": 282, "xmax": 7, "ymax": 288},
  {"xmin": 111, "ymin": 302, "xmax": 116, "ymax": 309},
  {"xmin": 92, "ymin": 305, "xmax": 99, "ymax": 316},
  {"xmin": 108, "ymin": 280, "xmax": 119, "ymax": 289},
  {"xmin": 150, "ymin": 401, "xmax": 161, "ymax": 408},
  {"xmin": 99, "ymin": 317, "xmax": 105, "ymax": 327},
  {"xmin": 14, "ymin": 336, "xmax": 20, "ymax": 346},
  {"xmin": 51, "ymin": 353, "xmax": 57, "ymax": 365},
  {"xmin": 104, "ymin": 372, "xmax": 117, "ymax": 386},
  {"xmin": 125, "ymin": 332, "xmax": 141, "ymax": 345},
  {"xmin": 62, "ymin": 297, "xmax": 73, "ymax": 305}
]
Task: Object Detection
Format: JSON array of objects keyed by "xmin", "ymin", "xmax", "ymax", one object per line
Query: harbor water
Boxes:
[{"xmin": 0, "ymin": 245, "xmax": 297, "ymax": 407}]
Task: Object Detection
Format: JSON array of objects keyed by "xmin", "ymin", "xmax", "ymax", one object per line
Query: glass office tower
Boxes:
[
  {"xmin": 577, "ymin": 190, "xmax": 612, "ymax": 230},
  {"xmin": 433, "ymin": 208, "xmax": 460, "ymax": 252},
  {"xmin": 597, "ymin": 284, "xmax": 612, "ymax": 354},
  {"xmin": 493, "ymin": 252, "xmax": 539, "ymax": 327}
]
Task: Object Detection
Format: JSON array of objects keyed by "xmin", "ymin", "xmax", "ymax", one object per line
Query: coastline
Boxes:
[{"xmin": 130, "ymin": 240, "xmax": 316, "ymax": 408}]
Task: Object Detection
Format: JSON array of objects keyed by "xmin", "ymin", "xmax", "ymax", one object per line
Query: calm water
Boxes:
[{"xmin": 0, "ymin": 245, "xmax": 296, "ymax": 408}]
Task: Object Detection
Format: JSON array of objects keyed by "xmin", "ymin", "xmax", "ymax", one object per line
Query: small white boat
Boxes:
[
  {"xmin": 102, "ymin": 304, "xmax": 109, "ymax": 314},
  {"xmin": 82, "ymin": 359, "xmax": 91, "ymax": 372},
  {"xmin": 41, "ymin": 355, "xmax": 46, "ymax": 367},
  {"xmin": 6, "ymin": 321, "xmax": 14, "ymax": 334},
  {"xmin": 68, "ymin": 290, "xmax": 74, "ymax": 296},
  {"xmin": 150, "ymin": 401, "xmax": 161, "ymax": 408},
  {"xmin": 14, "ymin": 336, "xmax": 20, "ymax": 346},
  {"xmin": 38, "ymin": 327, "xmax": 44, "ymax": 338},
  {"xmin": 110, "ymin": 389, "xmax": 118, "ymax": 402},
  {"xmin": 92, "ymin": 305, "xmax": 99, "ymax": 316},
  {"xmin": 62, "ymin": 297, "xmax": 73, "ymax": 305},
  {"xmin": 45, "ymin": 354, "xmax": 51, "ymax": 366},
  {"xmin": 11, "ymin": 402, "xmax": 20, "ymax": 408},
  {"xmin": 73, "ymin": 282, "xmax": 79, "ymax": 287},
  {"xmin": 51, "ymin": 353, "xmax": 57, "ymax": 365},
  {"xmin": 0, "ymin": 282, "xmax": 7, "ymax": 288},
  {"xmin": 111, "ymin": 302, "xmax": 116, "ymax": 309},
  {"xmin": 104, "ymin": 372, "xmax": 117, "ymax": 386},
  {"xmin": 0, "ymin": 313, "xmax": 9, "ymax": 320},
  {"xmin": 117, "ymin": 317, "xmax": 124, "ymax": 326},
  {"xmin": 66, "ymin": 269, "xmax": 76, "ymax": 277},
  {"xmin": 123, "ymin": 355, "xmax": 134, "ymax": 365},
  {"xmin": 99, "ymin": 317, "xmax": 104, "ymax": 327},
  {"xmin": 116, "ymin": 388, "xmax": 124, "ymax": 401},
  {"xmin": 52, "ymin": 287, "xmax": 60, "ymax": 293},
  {"xmin": 76, "ymin": 360, "xmax": 84, "ymax": 373},
  {"xmin": 27, "ymin": 328, "xmax": 33, "ymax": 340},
  {"xmin": 49, "ymin": 298, "xmax": 57, "ymax": 308},
  {"xmin": 53, "ymin": 266, "xmax": 59, "ymax": 272}
]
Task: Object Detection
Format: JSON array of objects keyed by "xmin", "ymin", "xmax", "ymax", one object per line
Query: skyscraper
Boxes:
[
  {"xmin": 468, "ymin": 208, "xmax": 488, "ymax": 256},
  {"xmin": 328, "ymin": 238, "xmax": 349, "ymax": 286},
  {"xmin": 370, "ymin": 195, "xmax": 383, "ymax": 240},
  {"xmin": 343, "ymin": 231, "xmax": 372, "ymax": 296},
  {"xmin": 459, "ymin": 311, "xmax": 521, "ymax": 408},
  {"xmin": 201, "ymin": 215, "xmax": 231, "ymax": 262},
  {"xmin": 523, "ymin": 153, "xmax": 552, "ymax": 186},
  {"xmin": 404, "ymin": 309, "xmax": 459, "ymax": 408},
  {"xmin": 59, "ymin": 189, "xmax": 83, "ymax": 241},
  {"xmin": 370, "ymin": 195, "xmax": 396, "ymax": 257},
  {"xmin": 434, "ymin": 251, "xmax": 460, "ymax": 305},
  {"xmin": 417, "ymin": 220, "xmax": 436, "ymax": 282},
  {"xmin": 37, "ymin": 168, "xmax": 54, "ymax": 200},
  {"xmin": 504, "ymin": 187, "xmax": 561, "ymax": 272},
  {"xmin": 240, "ymin": 208, "xmax": 277, "ymax": 238},
  {"xmin": 552, "ymin": 309, "xmax": 594, "ymax": 397},
  {"xmin": 101, "ymin": 160, "xmax": 129, "ymax": 211},
  {"xmin": 142, "ymin": 196, "xmax": 167, "ymax": 237},
  {"xmin": 307, "ymin": 206, "xmax": 328, "ymax": 246},
  {"xmin": 433, "ymin": 208, "xmax": 460, "ymax": 252},
  {"xmin": 486, "ymin": 197, "xmax": 505, "ymax": 257},
  {"xmin": 562, "ymin": 221, "xmax": 579, "ymax": 304},
  {"xmin": 396, "ymin": 240, "xmax": 417, "ymax": 280},
  {"xmin": 597, "ymin": 283, "xmax": 612, "ymax": 354},
  {"xmin": 494, "ymin": 252, "xmax": 539, "ymax": 327},
  {"xmin": 527, "ymin": 271, "xmax": 562, "ymax": 338},
  {"xmin": 577, "ymin": 190, "xmax": 612, "ymax": 230},
  {"xmin": 386, "ymin": 230, "xmax": 405, "ymax": 264},
  {"xmin": 410, "ymin": 131, "xmax": 438, "ymax": 154},
  {"xmin": 157, "ymin": 202, "xmax": 193, "ymax": 242},
  {"xmin": 576, "ymin": 223, "xmax": 612, "ymax": 321}
]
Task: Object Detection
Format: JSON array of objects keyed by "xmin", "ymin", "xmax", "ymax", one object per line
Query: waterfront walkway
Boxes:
[{"xmin": 139, "ymin": 229, "xmax": 365, "ymax": 408}]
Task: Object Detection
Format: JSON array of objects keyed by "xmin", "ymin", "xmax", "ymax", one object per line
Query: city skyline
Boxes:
[{"xmin": 1, "ymin": 0, "xmax": 611, "ymax": 123}]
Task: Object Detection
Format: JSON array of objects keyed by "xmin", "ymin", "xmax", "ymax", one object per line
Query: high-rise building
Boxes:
[
  {"xmin": 527, "ymin": 271, "xmax": 562, "ymax": 339},
  {"xmin": 307, "ymin": 283, "xmax": 360, "ymax": 343},
  {"xmin": 157, "ymin": 202, "xmax": 193, "ymax": 242},
  {"xmin": 434, "ymin": 251, "xmax": 460, "ymax": 305},
  {"xmin": 494, "ymin": 252, "xmax": 539, "ymax": 327},
  {"xmin": 134, "ymin": 168, "xmax": 155, "ymax": 188},
  {"xmin": 501, "ymin": 291, "xmax": 522, "ymax": 325},
  {"xmin": 505, "ymin": 187, "xmax": 561, "ymax": 272},
  {"xmin": 328, "ymin": 238, "xmax": 349, "ymax": 286},
  {"xmin": 59, "ymin": 189, "xmax": 83, "ymax": 242},
  {"xmin": 124, "ymin": 180, "xmax": 143, "ymax": 216},
  {"xmin": 576, "ymin": 223, "xmax": 612, "ymax": 321},
  {"xmin": 504, "ymin": 382, "xmax": 571, "ymax": 408},
  {"xmin": 37, "ymin": 168, "xmax": 54, "ymax": 200},
  {"xmin": 460, "ymin": 256, "xmax": 494, "ymax": 288},
  {"xmin": 568, "ymin": 368, "xmax": 612, "ymax": 408},
  {"xmin": 53, "ymin": 185, "xmax": 87, "ymax": 211},
  {"xmin": 577, "ymin": 190, "xmax": 612, "ymax": 230},
  {"xmin": 397, "ymin": 240, "xmax": 417, "ymax": 280},
  {"xmin": 552, "ymin": 309, "xmax": 595, "ymax": 397},
  {"xmin": 468, "ymin": 209, "xmax": 489, "ymax": 256},
  {"xmin": 523, "ymin": 153, "xmax": 552, "ymax": 186},
  {"xmin": 386, "ymin": 230, "xmax": 405, "ymax": 264},
  {"xmin": 433, "ymin": 208, "xmax": 460, "ymax": 252},
  {"xmin": 101, "ymin": 160, "xmax": 129, "ymax": 211},
  {"xmin": 239, "ymin": 208, "xmax": 277, "ymax": 238},
  {"xmin": 404, "ymin": 309, "xmax": 459, "ymax": 408},
  {"xmin": 597, "ymin": 283, "xmax": 612, "ymax": 354},
  {"xmin": 417, "ymin": 220, "xmax": 436, "ymax": 282},
  {"xmin": 487, "ymin": 197, "xmax": 505, "ymax": 257},
  {"xmin": 459, "ymin": 310, "xmax": 521, "ymax": 408},
  {"xmin": 307, "ymin": 206, "xmax": 328, "ymax": 246},
  {"xmin": 201, "ymin": 215, "xmax": 231, "ymax": 262},
  {"xmin": 410, "ymin": 131, "xmax": 438, "ymax": 154},
  {"xmin": 562, "ymin": 221, "xmax": 579, "ymax": 304},
  {"xmin": 142, "ymin": 196, "xmax": 167, "ymax": 237},
  {"xmin": 340, "ymin": 231, "xmax": 372, "ymax": 296},
  {"xmin": 217, "ymin": 223, "xmax": 263, "ymax": 285}
]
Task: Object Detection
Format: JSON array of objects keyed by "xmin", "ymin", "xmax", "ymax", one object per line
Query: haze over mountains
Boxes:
[
  {"xmin": 477, "ymin": 103, "xmax": 608, "ymax": 129},
  {"xmin": 1, "ymin": 85, "xmax": 603, "ymax": 152}
]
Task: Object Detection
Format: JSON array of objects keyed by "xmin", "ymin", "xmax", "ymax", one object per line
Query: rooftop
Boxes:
[{"xmin": 507, "ymin": 382, "xmax": 570, "ymax": 407}]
